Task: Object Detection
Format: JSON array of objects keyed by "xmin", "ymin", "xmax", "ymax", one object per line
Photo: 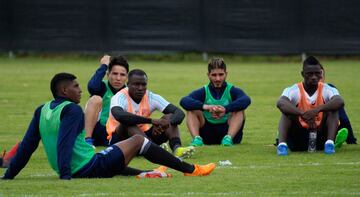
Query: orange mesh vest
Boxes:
[
  {"xmin": 106, "ymin": 88, "xmax": 151, "ymax": 139},
  {"xmin": 297, "ymin": 82, "xmax": 324, "ymax": 129}
]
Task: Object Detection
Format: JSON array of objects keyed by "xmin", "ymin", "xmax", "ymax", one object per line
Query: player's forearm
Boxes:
[
  {"xmin": 111, "ymin": 106, "xmax": 152, "ymax": 125},
  {"xmin": 277, "ymin": 99, "xmax": 303, "ymax": 116},
  {"xmin": 225, "ymin": 95, "xmax": 251, "ymax": 113},
  {"xmin": 87, "ymin": 64, "xmax": 107, "ymax": 95},
  {"xmin": 318, "ymin": 95, "xmax": 344, "ymax": 112},
  {"xmin": 179, "ymin": 96, "xmax": 204, "ymax": 111},
  {"xmin": 163, "ymin": 104, "xmax": 185, "ymax": 125}
]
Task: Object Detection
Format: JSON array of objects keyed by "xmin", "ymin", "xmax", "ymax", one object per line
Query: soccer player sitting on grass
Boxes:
[
  {"xmin": 1, "ymin": 73, "xmax": 215, "ymax": 180},
  {"xmin": 180, "ymin": 57, "xmax": 251, "ymax": 146},
  {"xmin": 276, "ymin": 56, "xmax": 347, "ymax": 156},
  {"xmin": 107, "ymin": 69, "xmax": 195, "ymax": 159},
  {"xmin": 84, "ymin": 55, "xmax": 129, "ymax": 146}
]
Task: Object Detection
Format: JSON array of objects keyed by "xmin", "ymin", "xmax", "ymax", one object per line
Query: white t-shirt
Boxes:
[
  {"xmin": 110, "ymin": 89, "xmax": 170, "ymax": 116},
  {"xmin": 281, "ymin": 83, "xmax": 340, "ymax": 105}
]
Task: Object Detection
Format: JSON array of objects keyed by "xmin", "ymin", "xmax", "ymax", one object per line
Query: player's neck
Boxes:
[{"xmin": 303, "ymin": 82, "xmax": 317, "ymax": 96}]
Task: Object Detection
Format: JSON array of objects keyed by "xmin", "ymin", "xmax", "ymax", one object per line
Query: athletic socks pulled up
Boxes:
[{"xmin": 140, "ymin": 139, "xmax": 195, "ymax": 173}]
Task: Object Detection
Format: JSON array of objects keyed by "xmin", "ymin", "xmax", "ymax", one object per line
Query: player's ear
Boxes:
[
  {"xmin": 59, "ymin": 82, "xmax": 71, "ymax": 96},
  {"xmin": 61, "ymin": 84, "xmax": 68, "ymax": 95}
]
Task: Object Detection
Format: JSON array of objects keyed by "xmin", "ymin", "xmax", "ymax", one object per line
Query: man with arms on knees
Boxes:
[
  {"xmin": 276, "ymin": 56, "xmax": 344, "ymax": 156},
  {"xmin": 84, "ymin": 55, "xmax": 128, "ymax": 146},
  {"xmin": 2, "ymin": 73, "xmax": 215, "ymax": 180},
  {"xmin": 180, "ymin": 57, "xmax": 251, "ymax": 146},
  {"xmin": 107, "ymin": 69, "xmax": 195, "ymax": 159}
]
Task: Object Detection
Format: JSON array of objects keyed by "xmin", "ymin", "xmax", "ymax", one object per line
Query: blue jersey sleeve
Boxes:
[
  {"xmin": 179, "ymin": 87, "xmax": 206, "ymax": 111},
  {"xmin": 57, "ymin": 103, "xmax": 84, "ymax": 180},
  {"xmin": 3, "ymin": 106, "xmax": 43, "ymax": 179},
  {"xmin": 87, "ymin": 64, "xmax": 107, "ymax": 96},
  {"xmin": 224, "ymin": 86, "xmax": 251, "ymax": 113}
]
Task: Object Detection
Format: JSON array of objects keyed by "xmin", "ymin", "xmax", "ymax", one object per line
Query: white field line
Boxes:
[
  {"xmin": 29, "ymin": 173, "xmax": 56, "ymax": 177},
  {"xmin": 76, "ymin": 191, "xmax": 360, "ymax": 196},
  {"xmin": 24, "ymin": 161, "xmax": 360, "ymax": 177},
  {"xmin": 216, "ymin": 161, "xmax": 360, "ymax": 169}
]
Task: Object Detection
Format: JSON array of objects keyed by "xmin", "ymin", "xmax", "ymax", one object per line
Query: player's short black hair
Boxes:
[
  {"xmin": 108, "ymin": 56, "xmax": 129, "ymax": 73},
  {"xmin": 303, "ymin": 56, "xmax": 322, "ymax": 69},
  {"xmin": 208, "ymin": 57, "xmax": 226, "ymax": 73},
  {"xmin": 128, "ymin": 69, "xmax": 147, "ymax": 81},
  {"xmin": 50, "ymin": 72, "xmax": 77, "ymax": 98}
]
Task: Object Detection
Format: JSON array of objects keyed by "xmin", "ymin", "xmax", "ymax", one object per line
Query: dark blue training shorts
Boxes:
[
  {"xmin": 73, "ymin": 145, "xmax": 125, "ymax": 178},
  {"xmin": 200, "ymin": 119, "xmax": 245, "ymax": 145},
  {"xmin": 287, "ymin": 121, "xmax": 328, "ymax": 151}
]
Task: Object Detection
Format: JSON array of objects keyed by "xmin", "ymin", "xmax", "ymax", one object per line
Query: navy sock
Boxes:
[
  {"xmin": 142, "ymin": 142, "xmax": 194, "ymax": 173},
  {"xmin": 169, "ymin": 137, "xmax": 181, "ymax": 152},
  {"xmin": 120, "ymin": 167, "xmax": 146, "ymax": 176}
]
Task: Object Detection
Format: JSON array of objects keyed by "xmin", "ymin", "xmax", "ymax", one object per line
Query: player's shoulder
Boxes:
[
  {"xmin": 323, "ymin": 83, "xmax": 335, "ymax": 90},
  {"xmin": 284, "ymin": 83, "xmax": 299, "ymax": 91},
  {"xmin": 147, "ymin": 90, "xmax": 158, "ymax": 98},
  {"xmin": 322, "ymin": 83, "xmax": 340, "ymax": 95},
  {"xmin": 113, "ymin": 89, "xmax": 127, "ymax": 98},
  {"xmin": 64, "ymin": 102, "xmax": 83, "ymax": 114}
]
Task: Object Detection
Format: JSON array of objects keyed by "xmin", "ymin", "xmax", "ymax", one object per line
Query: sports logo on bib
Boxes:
[{"xmin": 100, "ymin": 146, "xmax": 114, "ymax": 155}]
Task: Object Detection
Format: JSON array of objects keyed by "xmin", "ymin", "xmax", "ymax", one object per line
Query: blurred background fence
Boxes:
[{"xmin": 1, "ymin": 0, "xmax": 360, "ymax": 55}]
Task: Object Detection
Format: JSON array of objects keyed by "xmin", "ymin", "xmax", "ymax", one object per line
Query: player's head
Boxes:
[
  {"xmin": 127, "ymin": 69, "xmax": 148, "ymax": 103},
  {"xmin": 107, "ymin": 56, "xmax": 129, "ymax": 90},
  {"xmin": 50, "ymin": 73, "xmax": 82, "ymax": 104},
  {"xmin": 207, "ymin": 57, "xmax": 228, "ymax": 88},
  {"xmin": 301, "ymin": 56, "xmax": 322, "ymax": 87}
]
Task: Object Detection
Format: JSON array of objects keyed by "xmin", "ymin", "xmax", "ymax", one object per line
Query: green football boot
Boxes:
[{"xmin": 335, "ymin": 128, "xmax": 348, "ymax": 149}]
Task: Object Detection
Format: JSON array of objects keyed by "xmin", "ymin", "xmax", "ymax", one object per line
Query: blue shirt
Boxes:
[
  {"xmin": 3, "ymin": 97, "xmax": 84, "ymax": 180},
  {"xmin": 180, "ymin": 82, "xmax": 251, "ymax": 113},
  {"xmin": 87, "ymin": 64, "xmax": 118, "ymax": 97}
]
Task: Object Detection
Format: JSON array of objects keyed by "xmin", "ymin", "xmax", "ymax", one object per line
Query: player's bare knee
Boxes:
[
  {"xmin": 235, "ymin": 111, "xmax": 244, "ymax": 119},
  {"xmin": 131, "ymin": 134, "xmax": 145, "ymax": 145},
  {"xmin": 89, "ymin": 95, "xmax": 102, "ymax": 106},
  {"xmin": 187, "ymin": 110, "xmax": 202, "ymax": 116},
  {"xmin": 87, "ymin": 95, "xmax": 103, "ymax": 108}
]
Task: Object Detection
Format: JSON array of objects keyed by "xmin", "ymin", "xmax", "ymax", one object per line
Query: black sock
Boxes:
[
  {"xmin": 169, "ymin": 137, "xmax": 181, "ymax": 152},
  {"xmin": 119, "ymin": 167, "xmax": 147, "ymax": 176},
  {"xmin": 142, "ymin": 142, "xmax": 194, "ymax": 173}
]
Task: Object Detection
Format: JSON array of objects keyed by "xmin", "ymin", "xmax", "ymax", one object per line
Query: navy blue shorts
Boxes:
[
  {"xmin": 200, "ymin": 119, "xmax": 245, "ymax": 145},
  {"xmin": 73, "ymin": 145, "xmax": 125, "ymax": 178},
  {"xmin": 287, "ymin": 121, "xmax": 328, "ymax": 151},
  {"xmin": 92, "ymin": 122, "xmax": 109, "ymax": 146}
]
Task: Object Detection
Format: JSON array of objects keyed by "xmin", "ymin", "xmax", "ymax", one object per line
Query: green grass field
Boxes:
[{"xmin": 0, "ymin": 56, "xmax": 359, "ymax": 196}]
